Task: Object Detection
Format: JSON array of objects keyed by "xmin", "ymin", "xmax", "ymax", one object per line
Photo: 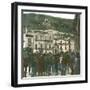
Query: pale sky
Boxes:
[{"xmin": 23, "ymin": 11, "xmax": 75, "ymax": 19}]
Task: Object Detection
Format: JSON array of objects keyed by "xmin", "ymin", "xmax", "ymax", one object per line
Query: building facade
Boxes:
[{"xmin": 23, "ymin": 28, "xmax": 75, "ymax": 54}]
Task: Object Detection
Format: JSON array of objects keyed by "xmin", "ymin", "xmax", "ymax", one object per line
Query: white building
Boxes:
[{"xmin": 23, "ymin": 28, "xmax": 75, "ymax": 54}]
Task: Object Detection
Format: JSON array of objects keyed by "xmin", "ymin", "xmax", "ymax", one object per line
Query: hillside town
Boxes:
[{"xmin": 21, "ymin": 13, "xmax": 80, "ymax": 78}]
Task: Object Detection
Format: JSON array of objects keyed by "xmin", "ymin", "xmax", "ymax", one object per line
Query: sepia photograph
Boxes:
[
  {"xmin": 21, "ymin": 11, "xmax": 80, "ymax": 78},
  {"xmin": 11, "ymin": 2, "xmax": 87, "ymax": 87}
]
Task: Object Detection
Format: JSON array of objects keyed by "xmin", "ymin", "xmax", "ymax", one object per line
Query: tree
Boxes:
[{"xmin": 73, "ymin": 14, "xmax": 80, "ymax": 53}]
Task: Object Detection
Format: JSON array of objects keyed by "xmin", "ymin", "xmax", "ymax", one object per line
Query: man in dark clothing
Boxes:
[
  {"xmin": 37, "ymin": 53, "xmax": 44, "ymax": 76},
  {"xmin": 54, "ymin": 53, "xmax": 60, "ymax": 75}
]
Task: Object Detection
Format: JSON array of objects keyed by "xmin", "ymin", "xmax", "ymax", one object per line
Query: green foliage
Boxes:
[{"xmin": 22, "ymin": 13, "xmax": 74, "ymax": 33}]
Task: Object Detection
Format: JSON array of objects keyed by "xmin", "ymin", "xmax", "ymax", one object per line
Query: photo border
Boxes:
[{"xmin": 11, "ymin": 2, "xmax": 88, "ymax": 87}]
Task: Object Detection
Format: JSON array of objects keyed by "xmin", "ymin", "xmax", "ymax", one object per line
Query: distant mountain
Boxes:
[{"xmin": 22, "ymin": 13, "xmax": 74, "ymax": 33}]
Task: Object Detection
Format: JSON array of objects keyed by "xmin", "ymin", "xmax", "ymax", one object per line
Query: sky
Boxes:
[{"xmin": 23, "ymin": 11, "xmax": 75, "ymax": 19}]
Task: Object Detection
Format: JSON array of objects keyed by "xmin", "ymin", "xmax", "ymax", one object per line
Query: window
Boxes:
[
  {"xmin": 35, "ymin": 44, "xmax": 37, "ymax": 50},
  {"xmin": 28, "ymin": 38, "xmax": 31, "ymax": 47}
]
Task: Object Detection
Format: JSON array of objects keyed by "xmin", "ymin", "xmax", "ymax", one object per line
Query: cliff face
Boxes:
[{"xmin": 22, "ymin": 13, "xmax": 74, "ymax": 34}]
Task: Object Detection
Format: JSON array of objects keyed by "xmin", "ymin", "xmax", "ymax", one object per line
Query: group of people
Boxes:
[{"xmin": 22, "ymin": 48, "xmax": 80, "ymax": 78}]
